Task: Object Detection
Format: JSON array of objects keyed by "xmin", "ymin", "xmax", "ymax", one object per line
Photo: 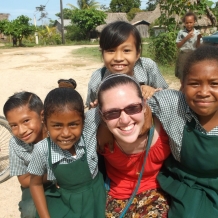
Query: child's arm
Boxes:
[
  {"xmin": 176, "ymin": 30, "xmax": 194, "ymax": 49},
  {"xmin": 196, "ymin": 33, "xmax": 202, "ymax": 48},
  {"xmin": 30, "ymin": 174, "xmax": 50, "ymax": 218},
  {"xmin": 17, "ymin": 173, "xmax": 31, "ymax": 188}
]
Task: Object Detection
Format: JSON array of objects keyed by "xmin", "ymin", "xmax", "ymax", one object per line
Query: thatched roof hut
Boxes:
[
  {"xmin": 96, "ymin": 13, "xmax": 128, "ymax": 33},
  {"xmin": 0, "ymin": 13, "xmax": 9, "ymax": 21},
  {"xmin": 131, "ymin": 5, "xmax": 161, "ymax": 25}
]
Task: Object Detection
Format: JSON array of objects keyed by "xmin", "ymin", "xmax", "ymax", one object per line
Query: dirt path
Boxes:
[{"xmin": 0, "ymin": 45, "xmax": 180, "ymax": 217}]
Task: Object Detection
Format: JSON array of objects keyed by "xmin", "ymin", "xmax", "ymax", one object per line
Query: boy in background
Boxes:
[{"xmin": 175, "ymin": 11, "xmax": 202, "ymax": 79}]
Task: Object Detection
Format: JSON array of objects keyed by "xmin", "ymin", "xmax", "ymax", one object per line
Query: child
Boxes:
[
  {"xmin": 147, "ymin": 45, "xmax": 218, "ymax": 217},
  {"xmin": 27, "ymin": 87, "xmax": 106, "ymax": 218},
  {"xmin": 86, "ymin": 21, "xmax": 168, "ymax": 108},
  {"xmin": 175, "ymin": 11, "xmax": 202, "ymax": 79},
  {"xmin": 3, "ymin": 92, "xmax": 48, "ymax": 218}
]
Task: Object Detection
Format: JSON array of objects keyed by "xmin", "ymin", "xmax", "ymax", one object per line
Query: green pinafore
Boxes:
[
  {"xmin": 158, "ymin": 119, "xmax": 218, "ymax": 218},
  {"xmin": 43, "ymin": 137, "xmax": 106, "ymax": 218}
]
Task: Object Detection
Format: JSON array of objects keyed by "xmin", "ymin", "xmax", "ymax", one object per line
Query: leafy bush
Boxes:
[
  {"xmin": 65, "ymin": 25, "xmax": 86, "ymax": 41},
  {"xmin": 149, "ymin": 31, "xmax": 178, "ymax": 65}
]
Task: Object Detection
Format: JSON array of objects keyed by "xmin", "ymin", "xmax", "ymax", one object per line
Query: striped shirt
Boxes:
[
  {"xmin": 27, "ymin": 108, "xmax": 100, "ymax": 181},
  {"xmin": 147, "ymin": 89, "xmax": 218, "ymax": 161},
  {"xmin": 86, "ymin": 57, "xmax": 169, "ymax": 106},
  {"xmin": 9, "ymin": 136, "xmax": 34, "ymax": 176}
]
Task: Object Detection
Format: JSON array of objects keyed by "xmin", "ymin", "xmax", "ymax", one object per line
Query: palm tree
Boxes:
[{"xmin": 67, "ymin": 0, "xmax": 100, "ymax": 9}]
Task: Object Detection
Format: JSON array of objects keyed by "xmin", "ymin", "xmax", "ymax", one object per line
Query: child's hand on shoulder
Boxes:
[{"xmin": 141, "ymin": 85, "xmax": 158, "ymax": 100}]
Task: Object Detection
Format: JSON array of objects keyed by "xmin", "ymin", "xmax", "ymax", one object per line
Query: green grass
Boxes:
[{"xmin": 71, "ymin": 46, "xmax": 102, "ymax": 62}]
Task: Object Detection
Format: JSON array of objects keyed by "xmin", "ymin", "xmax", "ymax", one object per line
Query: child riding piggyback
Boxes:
[{"xmin": 86, "ymin": 21, "xmax": 168, "ymax": 108}]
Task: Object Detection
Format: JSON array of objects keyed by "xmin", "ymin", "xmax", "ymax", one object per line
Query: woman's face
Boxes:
[{"xmin": 100, "ymin": 84, "xmax": 145, "ymax": 145}]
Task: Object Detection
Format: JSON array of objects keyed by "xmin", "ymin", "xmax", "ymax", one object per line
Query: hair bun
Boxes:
[{"xmin": 58, "ymin": 78, "xmax": 77, "ymax": 89}]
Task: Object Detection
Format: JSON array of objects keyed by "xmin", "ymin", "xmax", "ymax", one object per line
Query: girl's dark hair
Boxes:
[
  {"xmin": 182, "ymin": 45, "xmax": 218, "ymax": 81},
  {"xmin": 3, "ymin": 92, "xmax": 43, "ymax": 117},
  {"xmin": 182, "ymin": 11, "xmax": 197, "ymax": 22},
  {"xmin": 97, "ymin": 74, "xmax": 143, "ymax": 109},
  {"xmin": 44, "ymin": 87, "xmax": 84, "ymax": 122},
  {"xmin": 99, "ymin": 21, "xmax": 142, "ymax": 54}
]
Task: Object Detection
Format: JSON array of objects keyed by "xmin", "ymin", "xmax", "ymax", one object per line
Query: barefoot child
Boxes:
[
  {"xmin": 3, "ymin": 92, "xmax": 48, "ymax": 218},
  {"xmin": 175, "ymin": 11, "xmax": 202, "ymax": 79},
  {"xmin": 86, "ymin": 21, "xmax": 168, "ymax": 108},
  {"xmin": 148, "ymin": 45, "xmax": 218, "ymax": 217},
  {"xmin": 28, "ymin": 87, "xmax": 106, "ymax": 218}
]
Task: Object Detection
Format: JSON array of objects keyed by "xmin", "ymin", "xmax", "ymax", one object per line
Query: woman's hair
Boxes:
[
  {"xmin": 43, "ymin": 87, "xmax": 84, "ymax": 122},
  {"xmin": 97, "ymin": 74, "xmax": 143, "ymax": 109},
  {"xmin": 3, "ymin": 92, "xmax": 43, "ymax": 117},
  {"xmin": 182, "ymin": 45, "xmax": 218, "ymax": 81},
  {"xmin": 182, "ymin": 11, "xmax": 197, "ymax": 22},
  {"xmin": 99, "ymin": 21, "xmax": 142, "ymax": 54}
]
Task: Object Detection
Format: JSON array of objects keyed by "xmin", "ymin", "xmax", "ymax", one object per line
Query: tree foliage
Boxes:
[
  {"xmin": 67, "ymin": 0, "xmax": 100, "ymax": 10},
  {"xmin": 55, "ymin": 8, "xmax": 73, "ymax": 19},
  {"xmin": 1, "ymin": 15, "xmax": 35, "ymax": 46},
  {"xmin": 127, "ymin": 8, "xmax": 142, "ymax": 20},
  {"xmin": 145, "ymin": 0, "xmax": 159, "ymax": 11},
  {"xmin": 71, "ymin": 8, "xmax": 106, "ymax": 38},
  {"xmin": 159, "ymin": 0, "xmax": 214, "ymax": 31},
  {"xmin": 110, "ymin": 0, "xmax": 141, "ymax": 13}
]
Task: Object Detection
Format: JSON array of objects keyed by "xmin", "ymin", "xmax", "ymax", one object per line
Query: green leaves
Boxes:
[
  {"xmin": 110, "ymin": 0, "xmax": 141, "ymax": 13},
  {"xmin": 71, "ymin": 8, "xmax": 106, "ymax": 38}
]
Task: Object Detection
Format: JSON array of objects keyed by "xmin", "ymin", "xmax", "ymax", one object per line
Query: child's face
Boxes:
[
  {"xmin": 102, "ymin": 34, "xmax": 140, "ymax": 76},
  {"xmin": 100, "ymin": 84, "xmax": 145, "ymax": 145},
  {"xmin": 184, "ymin": 16, "xmax": 195, "ymax": 32},
  {"xmin": 181, "ymin": 60, "xmax": 218, "ymax": 121},
  {"xmin": 45, "ymin": 109, "xmax": 83, "ymax": 155},
  {"xmin": 6, "ymin": 105, "xmax": 43, "ymax": 144}
]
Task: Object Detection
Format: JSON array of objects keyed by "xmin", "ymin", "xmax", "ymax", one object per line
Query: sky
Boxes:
[
  {"xmin": 0, "ymin": 0, "xmax": 216, "ymax": 25},
  {"xmin": 0, "ymin": 0, "xmax": 149, "ymax": 25}
]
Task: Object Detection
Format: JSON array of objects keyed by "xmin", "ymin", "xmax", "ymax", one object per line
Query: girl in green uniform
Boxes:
[
  {"xmin": 147, "ymin": 45, "xmax": 218, "ymax": 218},
  {"xmin": 28, "ymin": 87, "xmax": 106, "ymax": 218}
]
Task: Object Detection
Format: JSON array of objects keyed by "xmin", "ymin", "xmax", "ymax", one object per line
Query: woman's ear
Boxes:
[{"xmin": 139, "ymin": 104, "xmax": 152, "ymax": 136}]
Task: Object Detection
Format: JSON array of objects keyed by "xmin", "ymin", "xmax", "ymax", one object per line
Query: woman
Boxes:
[{"xmin": 97, "ymin": 74, "xmax": 170, "ymax": 218}]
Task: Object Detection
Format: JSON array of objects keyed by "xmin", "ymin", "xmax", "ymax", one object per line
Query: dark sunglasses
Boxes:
[{"xmin": 100, "ymin": 103, "xmax": 143, "ymax": 120}]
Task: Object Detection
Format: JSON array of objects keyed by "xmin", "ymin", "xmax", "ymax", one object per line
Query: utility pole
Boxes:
[
  {"xmin": 34, "ymin": 15, "xmax": 39, "ymax": 45},
  {"xmin": 60, "ymin": 0, "xmax": 65, "ymax": 44}
]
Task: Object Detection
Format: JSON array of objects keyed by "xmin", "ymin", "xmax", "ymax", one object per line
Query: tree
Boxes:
[
  {"xmin": 158, "ymin": 0, "xmax": 216, "ymax": 31},
  {"xmin": 110, "ymin": 0, "xmax": 141, "ymax": 13},
  {"xmin": 55, "ymin": 8, "xmax": 73, "ymax": 19},
  {"xmin": 127, "ymin": 8, "xmax": 142, "ymax": 20},
  {"xmin": 2, "ymin": 15, "xmax": 35, "ymax": 46},
  {"xmin": 71, "ymin": 8, "xmax": 106, "ymax": 39},
  {"xmin": 145, "ymin": 0, "xmax": 159, "ymax": 11},
  {"xmin": 36, "ymin": 5, "xmax": 48, "ymax": 25},
  {"xmin": 67, "ymin": 0, "xmax": 100, "ymax": 10}
]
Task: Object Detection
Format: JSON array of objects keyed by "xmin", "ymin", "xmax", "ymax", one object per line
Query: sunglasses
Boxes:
[{"xmin": 100, "ymin": 103, "xmax": 143, "ymax": 120}]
